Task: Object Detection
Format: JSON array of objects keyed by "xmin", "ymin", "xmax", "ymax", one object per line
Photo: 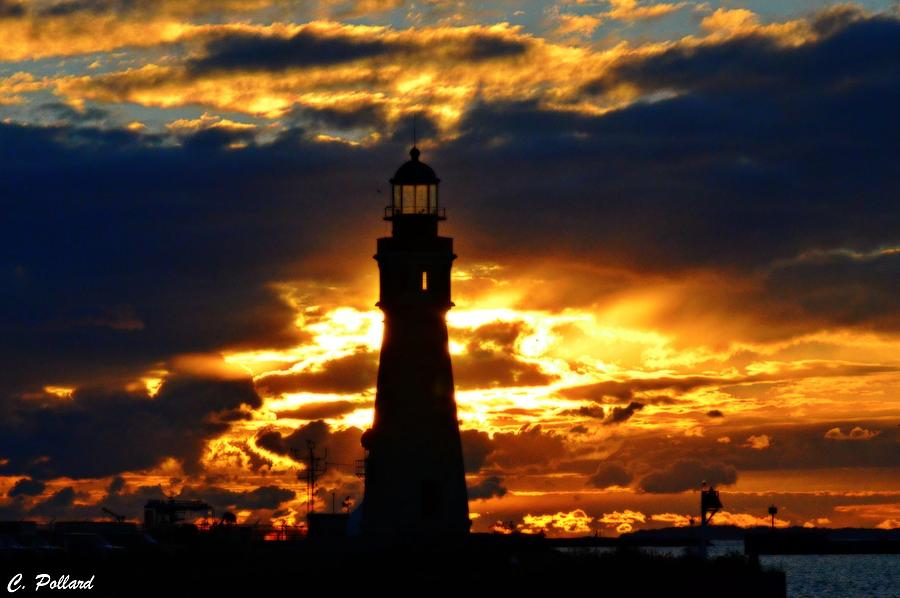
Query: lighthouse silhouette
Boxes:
[{"xmin": 360, "ymin": 146, "xmax": 470, "ymax": 537}]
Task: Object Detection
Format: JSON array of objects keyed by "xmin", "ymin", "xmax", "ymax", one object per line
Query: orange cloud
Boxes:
[
  {"xmin": 824, "ymin": 426, "xmax": 881, "ymax": 441},
  {"xmin": 0, "ymin": 72, "xmax": 47, "ymax": 105},
  {"xmin": 743, "ymin": 435, "xmax": 771, "ymax": 450},
  {"xmin": 521, "ymin": 509, "xmax": 594, "ymax": 534}
]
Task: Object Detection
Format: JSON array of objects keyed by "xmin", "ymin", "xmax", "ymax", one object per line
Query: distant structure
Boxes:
[
  {"xmin": 360, "ymin": 146, "xmax": 470, "ymax": 537},
  {"xmin": 700, "ymin": 482, "xmax": 723, "ymax": 526},
  {"xmin": 698, "ymin": 482, "xmax": 723, "ymax": 558},
  {"xmin": 768, "ymin": 504, "xmax": 778, "ymax": 529},
  {"xmin": 143, "ymin": 498, "xmax": 213, "ymax": 528}
]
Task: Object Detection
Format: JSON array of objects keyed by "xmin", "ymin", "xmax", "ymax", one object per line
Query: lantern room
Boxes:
[{"xmin": 386, "ymin": 147, "xmax": 444, "ymax": 220}]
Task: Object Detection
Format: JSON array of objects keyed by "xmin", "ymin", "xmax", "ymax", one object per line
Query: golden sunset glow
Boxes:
[{"xmin": 0, "ymin": 0, "xmax": 897, "ymax": 542}]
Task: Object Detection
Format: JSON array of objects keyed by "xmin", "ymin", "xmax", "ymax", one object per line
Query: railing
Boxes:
[{"xmin": 384, "ymin": 206, "xmax": 446, "ymax": 219}]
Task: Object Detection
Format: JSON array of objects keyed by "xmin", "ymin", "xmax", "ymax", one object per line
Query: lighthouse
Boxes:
[{"xmin": 360, "ymin": 146, "xmax": 470, "ymax": 537}]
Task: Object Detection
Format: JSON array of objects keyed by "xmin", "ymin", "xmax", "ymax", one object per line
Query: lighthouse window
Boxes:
[
  {"xmin": 421, "ymin": 271, "xmax": 428, "ymax": 291},
  {"xmin": 402, "ymin": 185, "xmax": 415, "ymax": 212},
  {"xmin": 415, "ymin": 185, "xmax": 428, "ymax": 213}
]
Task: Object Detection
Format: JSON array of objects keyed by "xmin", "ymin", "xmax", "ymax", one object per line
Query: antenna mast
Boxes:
[{"xmin": 294, "ymin": 441, "xmax": 327, "ymax": 514}]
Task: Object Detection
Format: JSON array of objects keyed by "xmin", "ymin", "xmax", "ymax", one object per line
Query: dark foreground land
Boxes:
[{"xmin": 0, "ymin": 534, "xmax": 785, "ymax": 597}]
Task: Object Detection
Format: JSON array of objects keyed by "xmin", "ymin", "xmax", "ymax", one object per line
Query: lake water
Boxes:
[
  {"xmin": 760, "ymin": 553, "xmax": 899, "ymax": 598},
  {"xmin": 676, "ymin": 542, "xmax": 899, "ymax": 598},
  {"xmin": 574, "ymin": 542, "xmax": 900, "ymax": 597}
]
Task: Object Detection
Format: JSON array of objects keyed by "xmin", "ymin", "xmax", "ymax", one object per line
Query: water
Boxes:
[
  {"xmin": 760, "ymin": 554, "xmax": 899, "ymax": 598},
  {"xmin": 567, "ymin": 542, "xmax": 900, "ymax": 597}
]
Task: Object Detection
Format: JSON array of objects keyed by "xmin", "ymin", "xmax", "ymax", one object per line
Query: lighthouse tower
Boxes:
[{"xmin": 360, "ymin": 147, "xmax": 470, "ymax": 537}]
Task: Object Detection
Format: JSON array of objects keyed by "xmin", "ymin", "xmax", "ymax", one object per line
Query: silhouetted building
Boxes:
[{"xmin": 360, "ymin": 147, "xmax": 470, "ymax": 537}]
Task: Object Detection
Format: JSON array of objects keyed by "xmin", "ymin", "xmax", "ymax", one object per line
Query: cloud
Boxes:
[
  {"xmin": 258, "ymin": 350, "xmax": 378, "ymax": 394},
  {"xmin": 179, "ymin": 484, "xmax": 295, "ymax": 511},
  {"xmin": 460, "ymin": 429, "xmax": 494, "ymax": 473},
  {"xmin": 604, "ymin": 401, "xmax": 644, "ymax": 425},
  {"xmin": 8, "ymin": 478, "xmax": 45, "ymax": 497},
  {"xmin": 189, "ymin": 27, "xmax": 397, "ymax": 73},
  {"xmin": 0, "ymin": 72, "xmax": 48, "ymax": 106},
  {"xmin": 488, "ymin": 425, "xmax": 568, "ymax": 469},
  {"xmin": 824, "ymin": 426, "xmax": 881, "ymax": 441},
  {"xmin": 276, "ymin": 399, "xmax": 371, "ymax": 420},
  {"xmin": 707, "ymin": 410, "xmax": 724, "ymax": 418},
  {"xmin": 587, "ymin": 463, "xmax": 633, "ymax": 489},
  {"xmin": 638, "ymin": 459, "xmax": 737, "ymax": 493},
  {"xmin": 13, "ymin": 11, "xmax": 896, "ymax": 348},
  {"xmin": 650, "ymin": 512, "xmax": 691, "ymax": 527},
  {"xmin": 606, "ymin": 0, "xmax": 685, "ymax": 23},
  {"xmin": 743, "ymin": 434, "xmax": 771, "ymax": 450},
  {"xmin": 30, "ymin": 487, "xmax": 78, "ymax": 516},
  {"xmin": 0, "ymin": 373, "xmax": 262, "ymax": 478},
  {"xmin": 0, "ymin": 9, "xmax": 898, "ymax": 532},
  {"xmin": 254, "ymin": 420, "xmax": 364, "ymax": 468},
  {"xmin": 562, "ymin": 377, "xmax": 717, "ymax": 403},
  {"xmin": 521, "ymin": 509, "xmax": 593, "ymax": 534},
  {"xmin": 467, "ymin": 475, "xmax": 507, "ymax": 500},
  {"xmin": 560, "ymin": 405, "xmax": 606, "ymax": 419},
  {"xmin": 453, "ymin": 321, "xmax": 556, "ymax": 389},
  {"xmin": 555, "ymin": 14, "xmax": 602, "ymax": 38},
  {"xmin": 598, "ymin": 509, "xmax": 646, "ymax": 533},
  {"xmin": 607, "ymin": 421, "xmax": 900, "ymax": 474}
]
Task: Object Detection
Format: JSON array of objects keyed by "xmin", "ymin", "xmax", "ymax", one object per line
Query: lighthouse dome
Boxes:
[{"xmin": 390, "ymin": 147, "xmax": 440, "ymax": 185}]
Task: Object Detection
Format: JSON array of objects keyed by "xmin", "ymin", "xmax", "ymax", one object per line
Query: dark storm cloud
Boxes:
[
  {"xmin": 1, "ymin": 480, "xmax": 296, "ymax": 521},
  {"xmin": 7, "ymin": 478, "xmax": 45, "ymax": 497},
  {"xmin": 459, "ymin": 425, "xmax": 571, "ymax": 473},
  {"xmin": 560, "ymin": 377, "xmax": 715, "ymax": 403},
  {"xmin": 255, "ymin": 420, "xmax": 364, "ymax": 467},
  {"xmin": 586, "ymin": 7, "xmax": 897, "ymax": 97},
  {"xmin": 3, "ymin": 11, "xmax": 898, "ymax": 403},
  {"xmin": 277, "ymin": 399, "xmax": 372, "ymax": 420},
  {"xmin": 436, "ymin": 13, "xmax": 900, "ymax": 332},
  {"xmin": 603, "ymin": 401, "xmax": 644, "ymax": 425},
  {"xmin": 561, "ymin": 365, "xmax": 897, "ymax": 406},
  {"xmin": 0, "ymin": 0, "xmax": 23, "ymax": 17},
  {"xmin": 451, "ymin": 32, "xmax": 528, "ymax": 60},
  {"xmin": 289, "ymin": 103, "xmax": 389, "ymax": 132},
  {"xmin": 0, "ymin": 374, "xmax": 261, "ymax": 479},
  {"xmin": 0, "ymin": 121, "xmax": 388, "ymax": 397},
  {"xmin": 560, "ymin": 405, "xmax": 606, "ymax": 419},
  {"xmin": 190, "ymin": 29, "xmax": 396, "ymax": 73},
  {"xmin": 258, "ymin": 350, "xmax": 378, "ymax": 395},
  {"xmin": 1, "ymin": 10, "xmax": 898, "ymax": 488},
  {"xmin": 587, "ymin": 463, "xmax": 633, "ymax": 489},
  {"xmin": 763, "ymin": 248, "xmax": 900, "ymax": 331},
  {"xmin": 467, "ymin": 475, "xmax": 507, "ymax": 500},
  {"xmin": 707, "ymin": 410, "xmax": 724, "ymax": 418},
  {"xmin": 107, "ymin": 475, "xmax": 126, "ymax": 494},
  {"xmin": 453, "ymin": 321, "xmax": 556, "ymax": 389},
  {"xmin": 488, "ymin": 425, "xmax": 568, "ymax": 470},
  {"xmin": 638, "ymin": 459, "xmax": 738, "ymax": 494},
  {"xmin": 460, "ymin": 429, "xmax": 494, "ymax": 473},
  {"xmin": 608, "ymin": 422, "xmax": 900, "ymax": 477},
  {"xmin": 189, "ymin": 28, "xmax": 528, "ymax": 74},
  {"xmin": 30, "ymin": 487, "xmax": 78, "ymax": 515},
  {"xmin": 454, "ymin": 353, "xmax": 554, "ymax": 389}
]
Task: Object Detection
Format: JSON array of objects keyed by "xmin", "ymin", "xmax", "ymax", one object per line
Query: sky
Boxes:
[{"xmin": 0, "ymin": 0, "xmax": 898, "ymax": 536}]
